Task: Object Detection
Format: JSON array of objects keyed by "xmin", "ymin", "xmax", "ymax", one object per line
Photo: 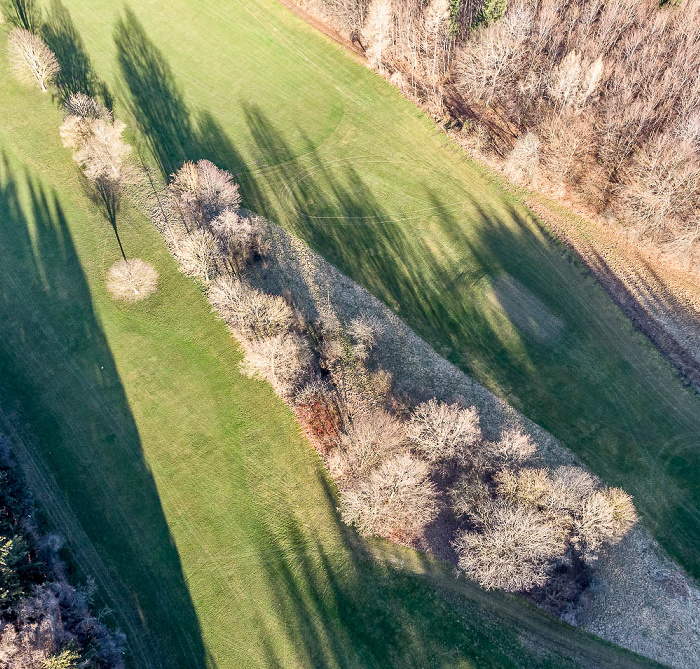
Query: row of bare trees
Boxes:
[
  {"xmin": 304, "ymin": 0, "xmax": 699, "ymax": 262},
  {"xmin": 5, "ymin": 3, "xmax": 158, "ymax": 303},
  {"xmin": 159, "ymin": 155, "xmax": 637, "ymax": 604}
]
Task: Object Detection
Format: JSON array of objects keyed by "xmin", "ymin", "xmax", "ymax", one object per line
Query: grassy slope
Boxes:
[
  {"xmin": 49, "ymin": 0, "xmax": 700, "ymax": 578},
  {"xmin": 0, "ymin": 26, "xmax": 665, "ymax": 669}
]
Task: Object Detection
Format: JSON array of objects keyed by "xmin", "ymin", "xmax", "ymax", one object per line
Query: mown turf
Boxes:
[
  {"xmin": 41, "ymin": 0, "xmax": 700, "ymax": 579},
  {"xmin": 0, "ymin": 23, "xmax": 667, "ymax": 669}
]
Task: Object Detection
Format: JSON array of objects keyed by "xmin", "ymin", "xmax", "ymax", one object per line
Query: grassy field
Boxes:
[
  {"xmin": 0, "ymin": 23, "xmax": 668, "ymax": 669},
  {"xmin": 40, "ymin": 0, "xmax": 700, "ymax": 580}
]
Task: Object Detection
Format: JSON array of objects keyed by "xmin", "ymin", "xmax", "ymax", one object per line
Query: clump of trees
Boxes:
[
  {"xmin": 160, "ymin": 149, "xmax": 638, "ymax": 609},
  {"xmin": 0, "ymin": 442, "xmax": 124, "ymax": 668},
  {"xmin": 453, "ymin": 0, "xmax": 700, "ymax": 261},
  {"xmin": 169, "ymin": 161, "xmax": 266, "ymax": 280},
  {"xmin": 304, "ymin": 0, "xmax": 700, "ymax": 263},
  {"xmin": 7, "ymin": 27, "xmax": 59, "ymax": 91}
]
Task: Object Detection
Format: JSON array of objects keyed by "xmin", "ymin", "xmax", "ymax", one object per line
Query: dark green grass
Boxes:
[
  {"xmin": 0, "ymin": 24, "xmax": 667, "ymax": 669},
  {"xmin": 42, "ymin": 0, "xmax": 700, "ymax": 579}
]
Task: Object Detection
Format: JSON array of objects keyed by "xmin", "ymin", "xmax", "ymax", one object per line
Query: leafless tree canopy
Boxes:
[
  {"xmin": 106, "ymin": 258, "xmax": 158, "ymax": 303},
  {"xmin": 408, "ymin": 398, "xmax": 481, "ymax": 466},
  {"xmin": 60, "ymin": 107, "xmax": 131, "ymax": 227},
  {"xmin": 454, "ymin": 499, "xmax": 569, "ymax": 591},
  {"xmin": 209, "ymin": 276, "xmax": 297, "ymax": 339},
  {"xmin": 340, "ymin": 453, "xmax": 438, "ymax": 540},
  {"xmin": 240, "ymin": 333, "xmax": 312, "ymax": 397},
  {"xmin": 8, "ymin": 27, "xmax": 60, "ymax": 92},
  {"xmin": 171, "ymin": 159, "xmax": 241, "ymax": 227}
]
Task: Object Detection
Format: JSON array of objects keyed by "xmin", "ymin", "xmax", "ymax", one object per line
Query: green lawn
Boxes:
[
  {"xmin": 45, "ymin": 0, "xmax": 700, "ymax": 579},
  {"xmin": 0, "ymin": 21, "xmax": 668, "ymax": 669}
]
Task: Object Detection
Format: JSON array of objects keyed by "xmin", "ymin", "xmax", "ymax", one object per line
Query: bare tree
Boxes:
[
  {"xmin": 64, "ymin": 91, "xmax": 112, "ymax": 121},
  {"xmin": 337, "ymin": 408, "xmax": 408, "ymax": 478},
  {"xmin": 362, "ymin": 0, "xmax": 392, "ymax": 70},
  {"xmin": 408, "ymin": 398, "xmax": 481, "ymax": 466},
  {"xmin": 8, "ymin": 27, "xmax": 60, "ymax": 92},
  {"xmin": 240, "ymin": 333, "xmax": 311, "ymax": 396},
  {"xmin": 208, "ymin": 276, "xmax": 296, "ymax": 340},
  {"xmin": 170, "ymin": 159, "xmax": 241, "ymax": 227},
  {"xmin": 454, "ymin": 499, "xmax": 568, "ymax": 591},
  {"xmin": 106, "ymin": 258, "xmax": 158, "ymax": 303},
  {"xmin": 339, "ymin": 453, "xmax": 438, "ymax": 541},
  {"xmin": 60, "ymin": 109, "xmax": 132, "ymax": 255},
  {"xmin": 174, "ymin": 229, "xmax": 220, "ymax": 282}
]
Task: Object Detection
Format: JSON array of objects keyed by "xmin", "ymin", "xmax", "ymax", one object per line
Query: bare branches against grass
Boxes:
[
  {"xmin": 106, "ymin": 259, "xmax": 158, "ymax": 303},
  {"xmin": 8, "ymin": 27, "xmax": 59, "ymax": 92}
]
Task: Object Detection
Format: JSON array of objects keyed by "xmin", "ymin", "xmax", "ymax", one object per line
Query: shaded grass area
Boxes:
[
  {"xmin": 0, "ymin": 24, "xmax": 666, "ymax": 669},
  {"xmin": 54, "ymin": 0, "xmax": 698, "ymax": 578}
]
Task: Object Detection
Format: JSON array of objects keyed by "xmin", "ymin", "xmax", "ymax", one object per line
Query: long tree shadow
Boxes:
[
  {"xmin": 41, "ymin": 0, "xmax": 113, "ymax": 107},
  {"xmin": 113, "ymin": 8, "xmax": 251, "ymax": 188},
  {"xmin": 0, "ymin": 156, "xmax": 211, "ymax": 669}
]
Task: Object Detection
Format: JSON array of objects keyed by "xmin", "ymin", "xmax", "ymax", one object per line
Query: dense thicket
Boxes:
[
  {"xmin": 305, "ymin": 0, "xmax": 699, "ymax": 262},
  {"xmin": 0, "ymin": 441, "xmax": 123, "ymax": 668}
]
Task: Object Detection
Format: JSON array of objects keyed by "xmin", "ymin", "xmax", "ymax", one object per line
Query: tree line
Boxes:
[
  {"xmin": 163, "ymin": 156, "xmax": 637, "ymax": 609},
  {"xmin": 307, "ymin": 0, "xmax": 699, "ymax": 264}
]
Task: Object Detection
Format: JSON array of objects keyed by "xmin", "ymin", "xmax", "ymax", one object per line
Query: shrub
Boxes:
[
  {"xmin": 494, "ymin": 467, "xmax": 553, "ymax": 509},
  {"xmin": 603, "ymin": 486, "xmax": 637, "ymax": 537},
  {"xmin": 106, "ymin": 258, "xmax": 158, "ymax": 303},
  {"xmin": 208, "ymin": 276, "xmax": 296, "ymax": 340},
  {"xmin": 8, "ymin": 27, "xmax": 59, "ymax": 92},
  {"xmin": 240, "ymin": 333, "xmax": 311, "ymax": 396},
  {"xmin": 505, "ymin": 131, "xmax": 540, "ymax": 186},
  {"xmin": 408, "ymin": 398, "xmax": 481, "ymax": 466},
  {"xmin": 340, "ymin": 453, "xmax": 438, "ymax": 541},
  {"xmin": 454, "ymin": 499, "xmax": 568, "ymax": 591}
]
